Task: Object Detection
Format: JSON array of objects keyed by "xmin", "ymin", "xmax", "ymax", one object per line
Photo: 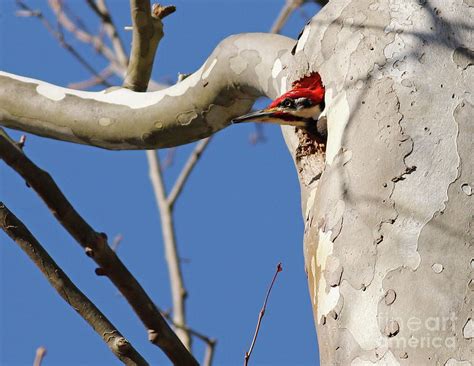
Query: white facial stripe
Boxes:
[
  {"xmin": 292, "ymin": 104, "xmax": 322, "ymax": 119},
  {"xmin": 295, "ymin": 97, "xmax": 310, "ymax": 105}
]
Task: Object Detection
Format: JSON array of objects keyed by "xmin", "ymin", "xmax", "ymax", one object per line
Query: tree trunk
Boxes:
[{"xmin": 287, "ymin": 0, "xmax": 473, "ymax": 364}]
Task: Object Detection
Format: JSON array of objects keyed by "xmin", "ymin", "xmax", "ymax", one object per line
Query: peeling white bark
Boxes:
[
  {"xmin": 0, "ymin": 33, "xmax": 293, "ymax": 149},
  {"xmin": 290, "ymin": 0, "xmax": 473, "ymax": 365}
]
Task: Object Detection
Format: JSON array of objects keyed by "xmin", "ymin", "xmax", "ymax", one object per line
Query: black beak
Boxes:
[{"xmin": 232, "ymin": 109, "xmax": 277, "ymax": 124}]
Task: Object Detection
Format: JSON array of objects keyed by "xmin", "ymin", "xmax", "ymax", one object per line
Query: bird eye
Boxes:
[{"xmin": 281, "ymin": 98, "xmax": 295, "ymax": 108}]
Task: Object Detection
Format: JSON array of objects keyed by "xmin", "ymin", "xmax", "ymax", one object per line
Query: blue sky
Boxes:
[{"xmin": 0, "ymin": 1, "xmax": 322, "ymax": 365}]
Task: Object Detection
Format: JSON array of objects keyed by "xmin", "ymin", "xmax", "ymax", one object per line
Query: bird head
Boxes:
[{"xmin": 232, "ymin": 72, "xmax": 325, "ymax": 127}]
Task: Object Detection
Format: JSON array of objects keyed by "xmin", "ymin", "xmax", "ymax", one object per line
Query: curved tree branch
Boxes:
[{"xmin": 0, "ymin": 33, "xmax": 294, "ymax": 149}]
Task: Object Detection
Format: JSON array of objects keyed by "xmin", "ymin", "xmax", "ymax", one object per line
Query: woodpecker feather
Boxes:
[
  {"xmin": 232, "ymin": 72, "xmax": 326, "ymax": 127},
  {"xmin": 269, "ymin": 72, "xmax": 325, "ymax": 108}
]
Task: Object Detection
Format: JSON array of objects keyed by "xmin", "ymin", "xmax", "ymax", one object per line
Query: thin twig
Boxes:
[
  {"xmin": 111, "ymin": 233, "xmax": 124, "ymax": 252},
  {"xmin": 167, "ymin": 137, "xmax": 212, "ymax": 208},
  {"xmin": 203, "ymin": 339, "xmax": 217, "ymax": 366},
  {"xmin": 161, "ymin": 148, "xmax": 177, "ymax": 169},
  {"xmin": 62, "ymin": 1, "xmax": 91, "ymax": 33},
  {"xmin": 161, "ymin": 311, "xmax": 213, "ymax": 344},
  {"xmin": 0, "ymin": 129, "xmax": 198, "ymax": 366},
  {"xmin": 244, "ymin": 263, "xmax": 283, "ymax": 366},
  {"xmin": 18, "ymin": 1, "xmax": 164, "ymax": 88},
  {"xmin": 86, "ymin": 0, "xmax": 129, "ymax": 68},
  {"xmin": 161, "ymin": 309, "xmax": 216, "ymax": 366},
  {"xmin": 68, "ymin": 65, "xmax": 114, "ymax": 89},
  {"xmin": 146, "ymin": 150, "xmax": 191, "ymax": 349},
  {"xmin": 15, "ymin": 0, "xmax": 112, "ymax": 86},
  {"xmin": 270, "ymin": 0, "xmax": 303, "ymax": 34},
  {"xmin": 1, "ymin": 203, "xmax": 148, "ymax": 366},
  {"xmin": 46, "ymin": 0, "xmax": 120, "ymax": 66},
  {"xmin": 33, "ymin": 346, "xmax": 47, "ymax": 366}
]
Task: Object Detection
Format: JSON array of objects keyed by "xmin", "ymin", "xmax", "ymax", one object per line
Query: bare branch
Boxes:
[
  {"xmin": 122, "ymin": 1, "xmax": 174, "ymax": 91},
  {"xmin": 1, "ymin": 203, "xmax": 148, "ymax": 366},
  {"xmin": 111, "ymin": 233, "xmax": 124, "ymax": 252},
  {"xmin": 160, "ymin": 309, "xmax": 217, "ymax": 365},
  {"xmin": 152, "ymin": 4, "xmax": 176, "ymax": 19},
  {"xmin": 244, "ymin": 263, "xmax": 283, "ymax": 366},
  {"xmin": 161, "ymin": 148, "xmax": 177, "ymax": 169},
  {"xmin": 86, "ymin": 0, "xmax": 129, "ymax": 68},
  {"xmin": 33, "ymin": 347, "xmax": 47, "ymax": 366},
  {"xmin": 160, "ymin": 311, "xmax": 214, "ymax": 345},
  {"xmin": 0, "ymin": 129, "xmax": 198, "ymax": 366},
  {"xmin": 15, "ymin": 0, "xmax": 112, "ymax": 86},
  {"xmin": 146, "ymin": 150, "xmax": 191, "ymax": 349},
  {"xmin": 47, "ymin": 0, "xmax": 119, "ymax": 64},
  {"xmin": 203, "ymin": 339, "xmax": 217, "ymax": 366},
  {"xmin": 167, "ymin": 137, "xmax": 212, "ymax": 208},
  {"xmin": 0, "ymin": 33, "xmax": 293, "ymax": 149},
  {"xmin": 270, "ymin": 0, "xmax": 304, "ymax": 34},
  {"xmin": 68, "ymin": 65, "xmax": 114, "ymax": 89}
]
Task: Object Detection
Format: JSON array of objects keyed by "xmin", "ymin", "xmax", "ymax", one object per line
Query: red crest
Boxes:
[{"xmin": 269, "ymin": 72, "xmax": 325, "ymax": 108}]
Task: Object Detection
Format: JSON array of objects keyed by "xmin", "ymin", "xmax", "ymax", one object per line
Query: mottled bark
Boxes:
[
  {"xmin": 287, "ymin": 0, "xmax": 473, "ymax": 364},
  {"xmin": 0, "ymin": 33, "xmax": 293, "ymax": 149}
]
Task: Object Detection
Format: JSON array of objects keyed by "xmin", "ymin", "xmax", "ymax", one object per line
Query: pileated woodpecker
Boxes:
[{"xmin": 232, "ymin": 72, "xmax": 327, "ymax": 137}]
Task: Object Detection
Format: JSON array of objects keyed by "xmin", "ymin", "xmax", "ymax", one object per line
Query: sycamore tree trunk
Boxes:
[
  {"xmin": 1, "ymin": 0, "xmax": 472, "ymax": 365},
  {"xmin": 285, "ymin": 0, "xmax": 473, "ymax": 365}
]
